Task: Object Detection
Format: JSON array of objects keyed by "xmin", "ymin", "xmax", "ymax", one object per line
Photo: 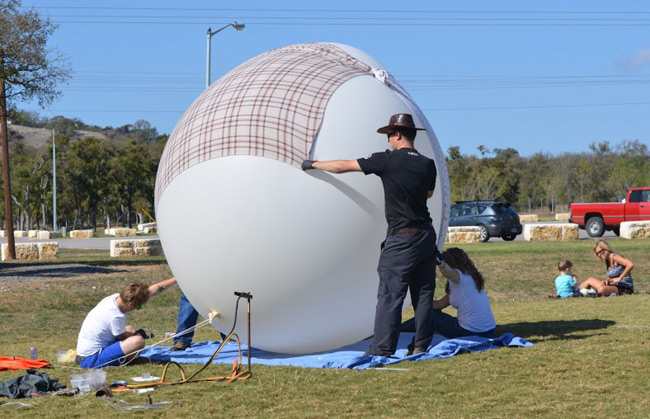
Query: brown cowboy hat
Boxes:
[{"xmin": 376, "ymin": 113, "xmax": 426, "ymax": 134}]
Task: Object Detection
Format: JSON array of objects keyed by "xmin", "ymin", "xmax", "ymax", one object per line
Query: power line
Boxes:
[
  {"xmin": 34, "ymin": 6, "xmax": 650, "ymax": 14},
  {"xmin": 75, "ymin": 70, "xmax": 203, "ymax": 75},
  {"xmin": 35, "ymin": 101, "xmax": 650, "ymax": 114},
  {"xmin": 424, "ymin": 101, "xmax": 650, "ymax": 111},
  {"xmin": 31, "ymin": 109, "xmax": 184, "ymax": 113},
  {"xmin": 404, "ymin": 80, "xmax": 650, "ymax": 91},
  {"xmin": 43, "ymin": 14, "xmax": 650, "ymax": 22},
  {"xmin": 49, "ymin": 20, "xmax": 650, "ymax": 27},
  {"xmin": 34, "ymin": 6, "xmax": 650, "ymax": 26},
  {"xmin": 71, "ymin": 70, "xmax": 650, "ymax": 79},
  {"xmin": 61, "ymin": 72, "xmax": 650, "ymax": 91}
]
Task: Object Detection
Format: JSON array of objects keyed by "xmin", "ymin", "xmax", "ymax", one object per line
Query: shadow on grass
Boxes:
[
  {"xmin": 497, "ymin": 319, "xmax": 616, "ymax": 343},
  {"xmin": 0, "ymin": 263, "xmax": 126, "ymax": 280},
  {"xmin": 1, "ymin": 257, "xmax": 166, "ymax": 268},
  {"xmin": 83, "ymin": 258, "xmax": 166, "ymax": 267}
]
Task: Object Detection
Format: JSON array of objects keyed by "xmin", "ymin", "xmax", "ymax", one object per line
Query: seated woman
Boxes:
[
  {"xmin": 402, "ymin": 247, "xmax": 496, "ymax": 341},
  {"xmin": 580, "ymin": 240, "xmax": 634, "ymax": 296}
]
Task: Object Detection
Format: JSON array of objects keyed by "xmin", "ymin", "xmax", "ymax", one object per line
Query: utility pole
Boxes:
[
  {"xmin": 0, "ymin": 77, "xmax": 15, "ymax": 259},
  {"xmin": 52, "ymin": 129, "xmax": 57, "ymax": 231}
]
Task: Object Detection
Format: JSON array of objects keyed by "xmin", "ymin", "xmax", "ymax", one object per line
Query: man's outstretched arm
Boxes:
[{"xmin": 302, "ymin": 159, "xmax": 362, "ymax": 173}]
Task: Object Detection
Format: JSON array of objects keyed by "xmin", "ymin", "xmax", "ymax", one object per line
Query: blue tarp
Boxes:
[{"xmin": 139, "ymin": 333, "xmax": 532, "ymax": 370}]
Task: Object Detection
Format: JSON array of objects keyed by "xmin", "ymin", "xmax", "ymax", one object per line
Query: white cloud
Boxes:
[{"xmin": 622, "ymin": 47, "xmax": 650, "ymax": 72}]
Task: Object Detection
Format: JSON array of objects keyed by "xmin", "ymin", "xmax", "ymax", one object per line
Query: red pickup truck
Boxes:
[{"xmin": 569, "ymin": 187, "xmax": 650, "ymax": 237}]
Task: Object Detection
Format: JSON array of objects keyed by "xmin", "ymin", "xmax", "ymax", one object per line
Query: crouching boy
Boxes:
[{"xmin": 75, "ymin": 277, "xmax": 177, "ymax": 368}]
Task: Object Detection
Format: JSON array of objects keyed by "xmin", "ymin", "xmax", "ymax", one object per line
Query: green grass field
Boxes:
[{"xmin": 1, "ymin": 239, "xmax": 648, "ymax": 418}]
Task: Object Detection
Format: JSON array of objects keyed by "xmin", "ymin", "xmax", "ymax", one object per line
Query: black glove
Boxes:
[
  {"xmin": 301, "ymin": 160, "xmax": 316, "ymax": 171},
  {"xmin": 135, "ymin": 329, "xmax": 154, "ymax": 339},
  {"xmin": 434, "ymin": 251, "xmax": 445, "ymax": 266}
]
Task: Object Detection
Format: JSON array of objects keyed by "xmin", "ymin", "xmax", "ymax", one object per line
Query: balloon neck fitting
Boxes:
[{"xmin": 208, "ymin": 310, "xmax": 220, "ymax": 323}]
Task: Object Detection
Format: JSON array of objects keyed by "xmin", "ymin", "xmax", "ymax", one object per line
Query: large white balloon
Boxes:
[{"xmin": 156, "ymin": 43, "xmax": 450, "ymax": 354}]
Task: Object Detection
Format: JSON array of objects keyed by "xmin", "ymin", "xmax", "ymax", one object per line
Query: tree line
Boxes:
[
  {"xmin": 2, "ymin": 112, "xmax": 649, "ymax": 232},
  {"xmin": 446, "ymin": 140, "xmax": 650, "ymax": 213},
  {"xmin": 1, "ymin": 112, "xmax": 165, "ymax": 230}
]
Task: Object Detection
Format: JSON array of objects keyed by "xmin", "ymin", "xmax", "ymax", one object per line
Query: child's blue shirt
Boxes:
[{"xmin": 555, "ymin": 274, "xmax": 577, "ymax": 298}]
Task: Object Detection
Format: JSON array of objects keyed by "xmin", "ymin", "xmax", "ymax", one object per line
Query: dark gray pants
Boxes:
[
  {"xmin": 401, "ymin": 310, "xmax": 496, "ymax": 339},
  {"xmin": 367, "ymin": 229, "xmax": 437, "ymax": 356}
]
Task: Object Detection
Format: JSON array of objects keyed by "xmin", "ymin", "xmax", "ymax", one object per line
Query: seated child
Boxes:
[
  {"xmin": 76, "ymin": 277, "xmax": 176, "ymax": 368},
  {"xmin": 555, "ymin": 260, "xmax": 580, "ymax": 298}
]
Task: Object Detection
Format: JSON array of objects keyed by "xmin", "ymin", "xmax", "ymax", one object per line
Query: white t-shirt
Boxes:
[
  {"xmin": 76, "ymin": 293, "xmax": 127, "ymax": 356},
  {"xmin": 448, "ymin": 270, "xmax": 496, "ymax": 333}
]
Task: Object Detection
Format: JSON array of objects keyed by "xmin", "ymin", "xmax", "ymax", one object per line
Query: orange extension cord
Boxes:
[{"xmin": 126, "ymin": 332, "xmax": 251, "ymax": 389}]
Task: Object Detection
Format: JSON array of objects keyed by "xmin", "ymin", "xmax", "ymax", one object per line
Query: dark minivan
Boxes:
[{"xmin": 449, "ymin": 201, "xmax": 523, "ymax": 242}]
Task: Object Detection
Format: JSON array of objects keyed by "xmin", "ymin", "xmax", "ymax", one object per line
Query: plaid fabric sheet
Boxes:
[{"xmin": 155, "ymin": 43, "xmax": 376, "ymax": 209}]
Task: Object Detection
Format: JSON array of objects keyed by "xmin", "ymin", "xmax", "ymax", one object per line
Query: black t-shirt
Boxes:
[{"xmin": 357, "ymin": 148, "xmax": 436, "ymax": 233}]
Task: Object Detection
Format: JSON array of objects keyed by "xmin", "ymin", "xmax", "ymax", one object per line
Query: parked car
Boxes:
[
  {"xmin": 569, "ymin": 187, "xmax": 650, "ymax": 237},
  {"xmin": 449, "ymin": 201, "xmax": 523, "ymax": 242}
]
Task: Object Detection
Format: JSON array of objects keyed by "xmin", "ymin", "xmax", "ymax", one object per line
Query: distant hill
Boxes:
[{"xmin": 8, "ymin": 124, "xmax": 108, "ymax": 150}]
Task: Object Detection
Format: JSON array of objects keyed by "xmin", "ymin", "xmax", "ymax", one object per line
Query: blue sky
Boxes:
[{"xmin": 19, "ymin": 0, "xmax": 650, "ymax": 156}]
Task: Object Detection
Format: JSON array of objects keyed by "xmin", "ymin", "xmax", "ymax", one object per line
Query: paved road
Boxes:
[
  {"xmin": 1, "ymin": 224, "xmax": 617, "ymax": 249},
  {"xmin": 0, "ymin": 236, "xmax": 160, "ymax": 250}
]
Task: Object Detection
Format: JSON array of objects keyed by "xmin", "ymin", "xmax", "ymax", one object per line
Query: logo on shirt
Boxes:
[
  {"xmin": 407, "ymin": 151, "xmax": 419, "ymax": 157},
  {"xmin": 363, "ymin": 154, "xmax": 372, "ymax": 159}
]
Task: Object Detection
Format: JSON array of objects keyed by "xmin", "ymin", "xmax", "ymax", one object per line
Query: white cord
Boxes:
[{"xmin": 88, "ymin": 319, "xmax": 213, "ymax": 370}]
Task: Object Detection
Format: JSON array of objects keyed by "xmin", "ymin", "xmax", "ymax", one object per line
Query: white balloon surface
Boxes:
[{"xmin": 155, "ymin": 43, "xmax": 450, "ymax": 353}]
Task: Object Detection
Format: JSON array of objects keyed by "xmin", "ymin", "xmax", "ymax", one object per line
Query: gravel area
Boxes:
[{"xmin": 0, "ymin": 263, "xmax": 123, "ymax": 282}]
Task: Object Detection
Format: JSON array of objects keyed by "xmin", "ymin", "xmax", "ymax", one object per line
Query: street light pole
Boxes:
[
  {"xmin": 52, "ymin": 129, "xmax": 57, "ymax": 232},
  {"xmin": 206, "ymin": 21, "xmax": 245, "ymax": 89}
]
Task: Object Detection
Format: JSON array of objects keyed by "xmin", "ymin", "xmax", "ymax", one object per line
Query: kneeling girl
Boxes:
[{"xmin": 432, "ymin": 247, "xmax": 496, "ymax": 338}]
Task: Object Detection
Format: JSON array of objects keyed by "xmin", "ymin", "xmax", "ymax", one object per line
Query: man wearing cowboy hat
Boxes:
[{"xmin": 302, "ymin": 113, "xmax": 438, "ymax": 357}]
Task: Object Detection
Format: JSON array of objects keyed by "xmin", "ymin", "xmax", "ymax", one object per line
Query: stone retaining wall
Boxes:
[
  {"xmin": 1, "ymin": 242, "xmax": 59, "ymax": 261},
  {"xmin": 106, "ymin": 228, "xmax": 137, "ymax": 237},
  {"xmin": 523, "ymin": 223, "xmax": 578, "ymax": 241},
  {"xmin": 70, "ymin": 229, "xmax": 94, "ymax": 239},
  {"xmin": 620, "ymin": 221, "xmax": 650, "ymax": 239},
  {"xmin": 555, "ymin": 213, "xmax": 570, "ymax": 221},
  {"xmin": 137, "ymin": 222, "xmax": 157, "ymax": 231},
  {"xmin": 519, "ymin": 214, "xmax": 539, "ymax": 222},
  {"xmin": 110, "ymin": 238, "xmax": 164, "ymax": 257},
  {"xmin": 38, "ymin": 242, "xmax": 59, "ymax": 259},
  {"xmin": 1, "ymin": 230, "xmax": 63, "ymax": 239},
  {"xmin": 137, "ymin": 222, "xmax": 157, "ymax": 234},
  {"xmin": 445, "ymin": 226, "xmax": 481, "ymax": 243},
  {"xmin": 35, "ymin": 231, "xmax": 64, "ymax": 239}
]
